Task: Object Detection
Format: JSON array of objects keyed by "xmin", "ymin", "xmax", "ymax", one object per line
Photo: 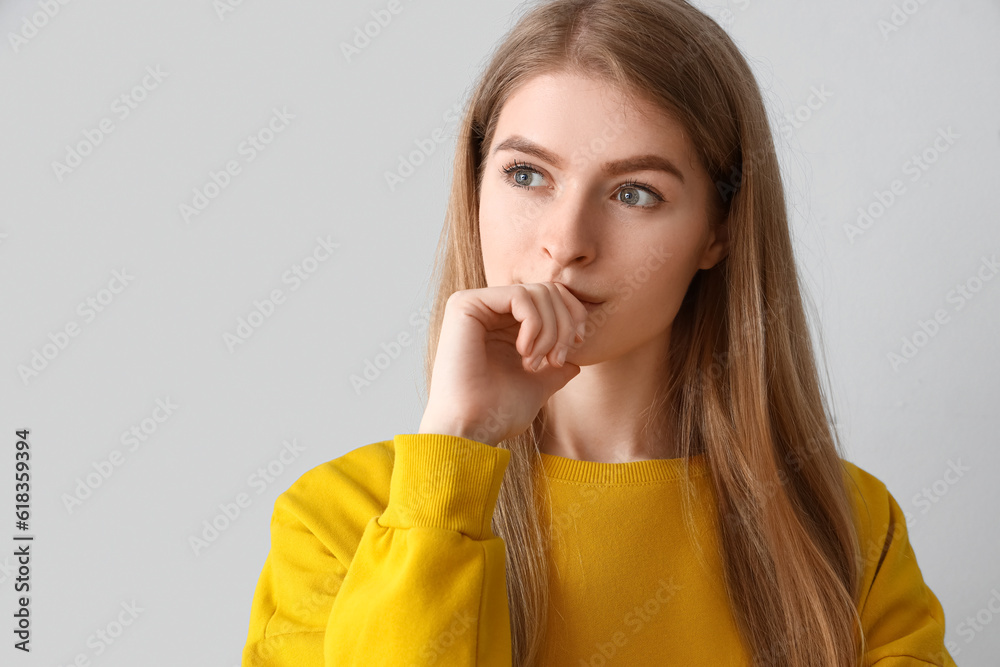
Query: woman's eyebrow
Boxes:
[{"xmin": 492, "ymin": 134, "xmax": 685, "ymax": 184}]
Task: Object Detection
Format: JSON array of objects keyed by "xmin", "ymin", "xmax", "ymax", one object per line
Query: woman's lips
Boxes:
[{"xmin": 560, "ymin": 284, "xmax": 604, "ymax": 305}]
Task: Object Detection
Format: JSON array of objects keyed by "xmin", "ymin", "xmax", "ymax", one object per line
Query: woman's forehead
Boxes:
[{"xmin": 491, "ymin": 72, "xmax": 699, "ymax": 173}]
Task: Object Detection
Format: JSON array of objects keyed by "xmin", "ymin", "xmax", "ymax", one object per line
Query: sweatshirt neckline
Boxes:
[{"xmin": 538, "ymin": 450, "xmax": 709, "ymax": 484}]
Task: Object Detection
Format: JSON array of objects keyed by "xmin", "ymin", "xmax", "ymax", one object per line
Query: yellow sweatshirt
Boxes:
[{"xmin": 241, "ymin": 434, "xmax": 957, "ymax": 666}]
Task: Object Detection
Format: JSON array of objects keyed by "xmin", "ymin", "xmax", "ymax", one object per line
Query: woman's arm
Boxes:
[
  {"xmin": 847, "ymin": 463, "xmax": 958, "ymax": 666},
  {"xmin": 241, "ymin": 433, "xmax": 513, "ymax": 666}
]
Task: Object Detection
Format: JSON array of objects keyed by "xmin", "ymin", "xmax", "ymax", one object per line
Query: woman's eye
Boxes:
[
  {"xmin": 501, "ymin": 163, "xmax": 546, "ymax": 189},
  {"xmin": 616, "ymin": 179, "xmax": 664, "ymax": 208},
  {"xmin": 617, "ymin": 186, "xmax": 658, "ymax": 208}
]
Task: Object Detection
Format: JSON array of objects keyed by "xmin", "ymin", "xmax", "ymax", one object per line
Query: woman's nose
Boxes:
[{"xmin": 536, "ymin": 188, "xmax": 597, "ymax": 267}]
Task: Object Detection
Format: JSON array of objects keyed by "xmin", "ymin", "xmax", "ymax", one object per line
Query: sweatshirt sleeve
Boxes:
[
  {"xmin": 849, "ymin": 466, "xmax": 958, "ymax": 667},
  {"xmin": 241, "ymin": 433, "xmax": 513, "ymax": 666}
]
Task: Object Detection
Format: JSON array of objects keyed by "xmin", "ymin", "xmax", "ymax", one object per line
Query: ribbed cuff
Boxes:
[{"xmin": 379, "ymin": 433, "xmax": 511, "ymax": 540}]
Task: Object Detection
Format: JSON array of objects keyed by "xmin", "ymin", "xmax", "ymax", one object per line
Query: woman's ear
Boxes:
[{"xmin": 698, "ymin": 218, "xmax": 730, "ymax": 270}]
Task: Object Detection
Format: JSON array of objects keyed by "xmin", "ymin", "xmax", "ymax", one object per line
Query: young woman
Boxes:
[{"xmin": 243, "ymin": 1, "xmax": 957, "ymax": 665}]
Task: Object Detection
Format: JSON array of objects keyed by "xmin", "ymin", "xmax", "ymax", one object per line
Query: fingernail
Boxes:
[
  {"xmin": 556, "ymin": 347, "xmax": 567, "ymax": 366},
  {"xmin": 532, "ymin": 355, "xmax": 543, "ymax": 371},
  {"xmin": 576, "ymin": 323, "xmax": 587, "ymax": 338},
  {"xmin": 574, "ymin": 332, "xmax": 584, "ymax": 345}
]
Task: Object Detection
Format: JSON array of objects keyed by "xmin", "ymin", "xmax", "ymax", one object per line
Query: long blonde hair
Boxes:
[{"xmin": 421, "ymin": 1, "xmax": 865, "ymax": 665}]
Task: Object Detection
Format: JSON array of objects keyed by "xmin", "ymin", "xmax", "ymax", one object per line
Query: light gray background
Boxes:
[{"xmin": 1, "ymin": 0, "xmax": 997, "ymax": 665}]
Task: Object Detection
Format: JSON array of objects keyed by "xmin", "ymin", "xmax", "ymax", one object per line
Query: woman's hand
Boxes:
[{"xmin": 418, "ymin": 282, "xmax": 589, "ymax": 446}]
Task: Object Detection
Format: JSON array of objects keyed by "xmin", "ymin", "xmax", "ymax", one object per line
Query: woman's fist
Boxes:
[{"xmin": 418, "ymin": 282, "xmax": 590, "ymax": 446}]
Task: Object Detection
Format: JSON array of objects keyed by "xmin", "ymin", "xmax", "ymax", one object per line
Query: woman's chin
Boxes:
[{"xmin": 564, "ymin": 347, "xmax": 602, "ymax": 368}]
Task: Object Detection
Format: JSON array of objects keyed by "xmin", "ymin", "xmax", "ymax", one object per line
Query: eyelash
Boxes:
[{"xmin": 498, "ymin": 160, "xmax": 665, "ymax": 208}]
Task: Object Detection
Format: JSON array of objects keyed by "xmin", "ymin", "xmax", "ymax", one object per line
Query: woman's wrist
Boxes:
[{"xmin": 418, "ymin": 409, "xmax": 498, "ymax": 446}]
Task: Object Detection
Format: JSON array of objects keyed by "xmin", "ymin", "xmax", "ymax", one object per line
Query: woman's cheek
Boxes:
[
  {"xmin": 509, "ymin": 194, "xmax": 547, "ymax": 228},
  {"xmin": 612, "ymin": 277, "xmax": 634, "ymax": 301}
]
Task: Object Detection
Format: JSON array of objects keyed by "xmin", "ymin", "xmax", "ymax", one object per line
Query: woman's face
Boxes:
[{"xmin": 478, "ymin": 70, "xmax": 729, "ymax": 366}]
